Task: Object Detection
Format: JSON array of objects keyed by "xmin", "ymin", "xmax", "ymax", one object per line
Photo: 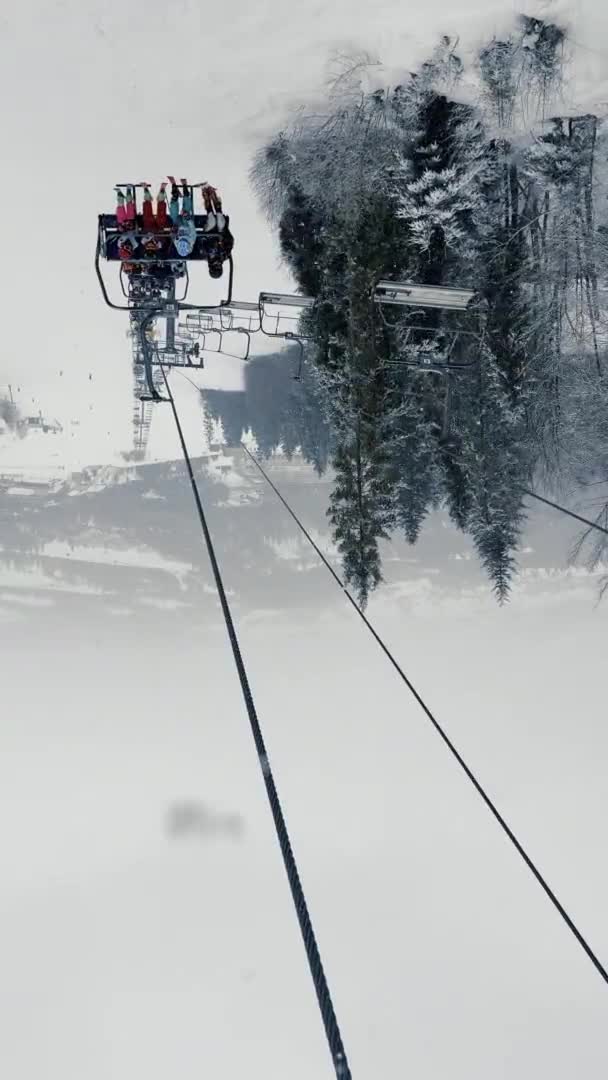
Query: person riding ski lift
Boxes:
[
  {"xmin": 168, "ymin": 175, "xmax": 196, "ymax": 258},
  {"xmin": 207, "ymin": 247, "xmax": 229, "ymax": 278},
  {"xmin": 202, "ymin": 183, "xmax": 225, "ymax": 232},
  {"xmin": 115, "ymin": 185, "xmax": 136, "ymax": 229},
  {"xmin": 206, "ymin": 224, "xmax": 234, "ymax": 278},
  {"xmin": 115, "ymin": 185, "xmax": 141, "ymax": 262},
  {"xmin": 142, "ymin": 182, "xmax": 168, "ymax": 232},
  {"xmin": 201, "ymin": 183, "xmax": 233, "ymax": 278}
]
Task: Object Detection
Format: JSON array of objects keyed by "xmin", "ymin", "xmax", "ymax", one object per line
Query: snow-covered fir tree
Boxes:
[{"xmin": 250, "ymin": 15, "xmax": 608, "ymax": 602}]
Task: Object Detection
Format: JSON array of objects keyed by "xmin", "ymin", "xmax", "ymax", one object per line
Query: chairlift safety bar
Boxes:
[{"xmin": 115, "ymin": 182, "xmax": 209, "ymax": 189}]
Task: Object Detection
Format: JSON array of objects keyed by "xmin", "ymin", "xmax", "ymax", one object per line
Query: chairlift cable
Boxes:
[
  {"xmin": 522, "ymin": 489, "xmax": 608, "ymax": 538},
  {"xmin": 161, "ymin": 369, "xmax": 352, "ymax": 1080},
  {"xmin": 177, "ymin": 371, "xmax": 204, "ymax": 394},
  {"xmin": 242, "ymin": 443, "xmax": 608, "ymax": 989}
]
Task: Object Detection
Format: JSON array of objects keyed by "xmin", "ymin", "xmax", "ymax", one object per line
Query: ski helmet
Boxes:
[{"xmin": 175, "ymin": 237, "xmax": 192, "ymax": 258}]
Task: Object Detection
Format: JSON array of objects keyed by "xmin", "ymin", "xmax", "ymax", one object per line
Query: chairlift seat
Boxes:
[
  {"xmin": 259, "ymin": 292, "xmax": 315, "ymax": 309},
  {"xmin": 374, "ymin": 280, "xmax": 477, "ymax": 310},
  {"xmin": 223, "ymin": 300, "xmax": 260, "ymax": 312},
  {"xmin": 100, "ymin": 214, "xmax": 230, "ymax": 262}
]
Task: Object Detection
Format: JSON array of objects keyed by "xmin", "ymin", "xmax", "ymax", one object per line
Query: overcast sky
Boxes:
[{"xmin": 2, "ymin": 1, "xmax": 608, "ymax": 1078}]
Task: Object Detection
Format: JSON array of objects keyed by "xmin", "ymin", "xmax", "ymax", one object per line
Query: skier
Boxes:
[
  {"xmin": 115, "ymin": 185, "xmax": 136, "ymax": 228},
  {"xmin": 114, "ymin": 184, "xmax": 141, "ymax": 264},
  {"xmin": 206, "ymin": 222, "xmax": 234, "ymax": 279},
  {"xmin": 206, "ymin": 228, "xmax": 234, "ymax": 278},
  {"xmin": 142, "ymin": 182, "xmax": 169, "ymax": 231},
  {"xmin": 168, "ymin": 176, "xmax": 196, "ymax": 258},
  {"xmin": 201, "ymin": 183, "xmax": 226, "ymax": 232},
  {"xmin": 200, "ymin": 183, "xmax": 233, "ymax": 278}
]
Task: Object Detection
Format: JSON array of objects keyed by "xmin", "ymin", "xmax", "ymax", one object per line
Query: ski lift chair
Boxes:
[
  {"xmin": 373, "ymin": 280, "xmax": 486, "ymax": 373},
  {"xmin": 150, "ymin": 341, "xmax": 205, "ymax": 371},
  {"xmin": 96, "ymin": 200, "xmax": 234, "ymax": 313},
  {"xmin": 185, "ymin": 312, "xmax": 216, "ymax": 332},
  {"xmin": 181, "ymin": 302, "xmax": 256, "ymax": 362},
  {"xmin": 97, "ymin": 187, "xmax": 236, "ymax": 400},
  {"xmin": 195, "ymin": 326, "xmax": 251, "ymax": 362},
  {"xmin": 217, "ymin": 300, "xmax": 263, "ymax": 359},
  {"xmin": 258, "ymin": 292, "xmax": 315, "ymax": 380},
  {"xmin": 218, "ymin": 300, "xmax": 262, "ymax": 334}
]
